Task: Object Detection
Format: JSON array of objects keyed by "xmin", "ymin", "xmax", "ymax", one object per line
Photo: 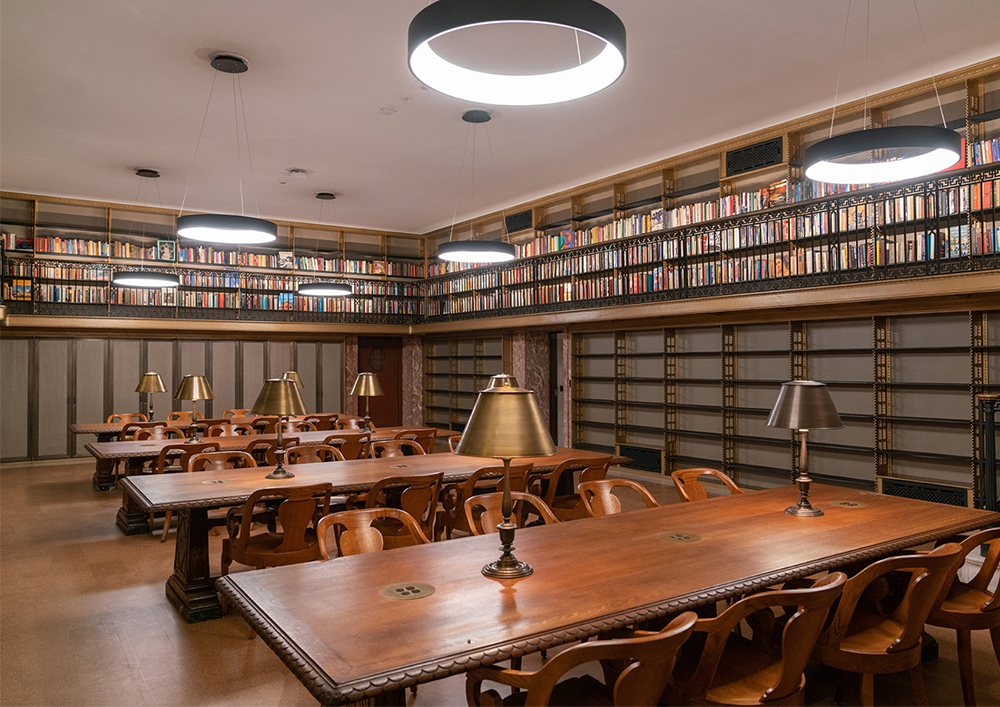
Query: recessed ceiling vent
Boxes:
[{"xmin": 725, "ymin": 137, "xmax": 783, "ymax": 176}]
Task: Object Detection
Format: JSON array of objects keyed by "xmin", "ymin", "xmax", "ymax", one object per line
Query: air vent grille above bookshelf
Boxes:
[
  {"xmin": 504, "ymin": 210, "xmax": 533, "ymax": 234},
  {"xmin": 877, "ymin": 476, "xmax": 971, "ymax": 507},
  {"xmin": 726, "ymin": 137, "xmax": 783, "ymax": 176}
]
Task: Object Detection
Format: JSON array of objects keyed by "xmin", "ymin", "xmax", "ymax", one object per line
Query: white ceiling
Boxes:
[{"xmin": 2, "ymin": 0, "xmax": 999, "ymax": 236}]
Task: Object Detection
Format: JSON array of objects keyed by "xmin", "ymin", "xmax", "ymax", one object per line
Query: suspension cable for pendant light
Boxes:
[
  {"xmin": 113, "ymin": 169, "xmax": 180, "ymax": 288},
  {"xmin": 297, "ymin": 192, "xmax": 352, "ymax": 297}
]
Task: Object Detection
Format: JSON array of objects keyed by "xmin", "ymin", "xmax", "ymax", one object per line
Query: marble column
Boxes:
[
  {"xmin": 510, "ymin": 329, "xmax": 550, "ymax": 427},
  {"xmin": 344, "ymin": 335, "xmax": 358, "ymax": 416},
  {"xmin": 401, "ymin": 336, "xmax": 423, "ymax": 426},
  {"xmin": 562, "ymin": 331, "xmax": 573, "ymax": 447}
]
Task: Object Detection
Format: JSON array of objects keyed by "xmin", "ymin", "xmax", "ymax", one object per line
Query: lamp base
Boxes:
[
  {"xmin": 785, "ymin": 503, "xmax": 824, "ymax": 517},
  {"xmin": 482, "ymin": 556, "xmax": 533, "ymax": 579},
  {"xmin": 264, "ymin": 463, "xmax": 295, "ymax": 480}
]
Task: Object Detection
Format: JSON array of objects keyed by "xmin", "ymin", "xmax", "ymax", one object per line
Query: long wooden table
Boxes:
[
  {"xmin": 70, "ymin": 416, "xmax": 260, "ymax": 441},
  {"xmin": 87, "ymin": 427, "xmax": 410, "ymax": 491},
  {"xmin": 215, "ymin": 484, "xmax": 999, "ymax": 705},
  {"xmin": 120, "ymin": 447, "xmax": 624, "ymax": 623}
]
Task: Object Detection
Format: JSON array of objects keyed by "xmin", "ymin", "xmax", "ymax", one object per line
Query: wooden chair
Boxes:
[
  {"xmin": 395, "ymin": 427, "xmax": 438, "ymax": 453},
  {"xmin": 149, "ymin": 441, "xmax": 220, "ymax": 541},
  {"xmin": 134, "ymin": 426, "xmax": 185, "ymax": 440},
  {"xmin": 316, "ymin": 508, "xmax": 430, "ymax": 559},
  {"xmin": 347, "ymin": 472, "xmax": 443, "ymax": 548},
  {"xmin": 205, "ymin": 423, "xmax": 253, "ymax": 437},
  {"xmin": 447, "ymin": 433, "xmax": 462, "ymax": 453},
  {"xmin": 187, "ymin": 450, "xmax": 257, "ymax": 471},
  {"xmin": 251, "ymin": 416, "xmax": 280, "ymax": 433},
  {"xmin": 925, "ymin": 527, "xmax": 1000, "ymax": 706},
  {"xmin": 191, "ymin": 417, "xmax": 230, "ymax": 433},
  {"xmin": 370, "ymin": 439, "xmax": 425, "ymax": 458},
  {"xmin": 670, "ymin": 468, "xmax": 743, "ymax": 503},
  {"xmin": 221, "ymin": 483, "xmax": 333, "ymax": 575},
  {"xmin": 579, "ymin": 479, "xmax": 660, "ymax": 517},
  {"xmin": 467, "ymin": 611, "xmax": 698, "ymax": 707},
  {"xmin": 464, "ymin": 491, "xmax": 559, "ymax": 536},
  {"xmin": 304, "ymin": 413, "xmax": 339, "ymax": 431},
  {"xmin": 166, "ymin": 410, "xmax": 204, "ymax": 423},
  {"xmin": 323, "ymin": 433, "xmax": 371, "ymax": 461},
  {"xmin": 223, "ymin": 408, "xmax": 252, "ymax": 418},
  {"xmin": 437, "ymin": 463, "xmax": 533, "ymax": 539},
  {"xmin": 811, "ymin": 544, "xmax": 963, "ymax": 707},
  {"xmin": 117, "ymin": 421, "xmax": 165, "ymax": 440},
  {"xmin": 666, "ymin": 572, "xmax": 847, "ymax": 706},
  {"xmin": 528, "ymin": 456, "xmax": 613, "ymax": 521},
  {"xmin": 336, "ymin": 416, "xmax": 367, "ymax": 430},
  {"xmin": 108, "ymin": 412, "xmax": 147, "ymax": 423},
  {"xmin": 245, "ymin": 437, "xmax": 300, "ymax": 466},
  {"xmin": 286, "ymin": 444, "xmax": 345, "ymax": 464}
]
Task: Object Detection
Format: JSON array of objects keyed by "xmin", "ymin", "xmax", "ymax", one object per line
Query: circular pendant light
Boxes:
[
  {"xmin": 176, "ymin": 213, "xmax": 278, "ymax": 245},
  {"xmin": 804, "ymin": 125, "xmax": 962, "ymax": 185},
  {"xmin": 437, "ymin": 240, "xmax": 517, "ymax": 263},
  {"xmin": 112, "ymin": 271, "xmax": 180, "ymax": 288},
  {"xmin": 408, "ymin": 0, "xmax": 626, "ymax": 106},
  {"xmin": 297, "ymin": 282, "xmax": 352, "ymax": 297}
]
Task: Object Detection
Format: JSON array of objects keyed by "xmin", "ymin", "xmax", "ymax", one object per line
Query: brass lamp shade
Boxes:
[
  {"xmin": 767, "ymin": 381, "xmax": 843, "ymax": 431},
  {"xmin": 350, "ymin": 372, "xmax": 384, "ymax": 397},
  {"xmin": 135, "ymin": 372, "xmax": 166, "ymax": 394},
  {"xmin": 251, "ymin": 378, "xmax": 307, "ymax": 417},
  {"xmin": 281, "ymin": 371, "xmax": 304, "ymax": 389},
  {"xmin": 454, "ymin": 375, "xmax": 556, "ymax": 459},
  {"xmin": 174, "ymin": 374, "xmax": 214, "ymax": 401}
]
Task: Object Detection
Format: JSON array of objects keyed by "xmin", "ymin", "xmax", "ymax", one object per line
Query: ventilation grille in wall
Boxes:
[
  {"xmin": 725, "ymin": 137, "xmax": 783, "ymax": 176},
  {"xmin": 504, "ymin": 210, "xmax": 533, "ymax": 234},
  {"xmin": 618, "ymin": 444, "xmax": 662, "ymax": 474},
  {"xmin": 877, "ymin": 476, "xmax": 972, "ymax": 507}
]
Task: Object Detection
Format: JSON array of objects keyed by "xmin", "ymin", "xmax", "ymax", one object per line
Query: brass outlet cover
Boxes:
[{"xmin": 380, "ymin": 583, "xmax": 435, "ymax": 600}]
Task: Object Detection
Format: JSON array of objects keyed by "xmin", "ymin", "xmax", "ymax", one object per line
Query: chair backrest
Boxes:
[
  {"xmin": 363, "ymin": 472, "xmax": 443, "ymax": 540},
  {"xmin": 682, "ymin": 573, "xmax": 847, "ymax": 704},
  {"xmin": 468, "ymin": 612, "xmax": 698, "ymax": 707},
  {"xmin": 166, "ymin": 410, "xmax": 204, "ymax": 422},
  {"xmin": 371, "ymin": 439, "xmax": 425, "ymax": 458},
  {"xmin": 245, "ymin": 437, "xmax": 300, "ymax": 466},
  {"xmin": 444, "ymin": 463, "xmax": 533, "ymax": 510},
  {"xmin": 118, "ymin": 421, "xmax": 167, "ymax": 440},
  {"xmin": 187, "ymin": 450, "xmax": 257, "ymax": 471},
  {"xmin": 229, "ymin": 483, "xmax": 333, "ymax": 562},
  {"xmin": 936, "ymin": 527, "xmax": 1000, "ymax": 612},
  {"xmin": 286, "ymin": 444, "xmax": 345, "ymax": 464},
  {"xmin": 323, "ymin": 433, "xmax": 371, "ymax": 460},
  {"xmin": 528, "ymin": 456, "xmax": 613, "ymax": 506},
  {"xmin": 579, "ymin": 479, "xmax": 661, "ymax": 517},
  {"xmin": 316, "ymin": 508, "xmax": 431, "ymax": 559},
  {"xmin": 108, "ymin": 412, "xmax": 147, "ymax": 423},
  {"xmin": 303, "ymin": 413, "xmax": 339, "ymax": 431},
  {"xmin": 134, "ymin": 425, "xmax": 185, "ymax": 440},
  {"xmin": 670, "ymin": 468, "xmax": 743, "ymax": 503},
  {"xmin": 447, "ymin": 434, "xmax": 462, "ymax": 453},
  {"xmin": 395, "ymin": 427, "xmax": 438, "ymax": 453},
  {"xmin": 191, "ymin": 417, "xmax": 230, "ymax": 432},
  {"xmin": 281, "ymin": 420, "xmax": 316, "ymax": 434},
  {"xmin": 465, "ymin": 491, "xmax": 559, "ymax": 536},
  {"xmin": 817, "ymin": 543, "xmax": 962, "ymax": 657},
  {"xmin": 205, "ymin": 423, "xmax": 253, "ymax": 437},
  {"xmin": 152, "ymin": 441, "xmax": 220, "ymax": 474},
  {"xmin": 336, "ymin": 416, "xmax": 366, "ymax": 430},
  {"xmin": 223, "ymin": 408, "xmax": 252, "ymax": 418},
  {"xmin": 251, "ymin": 416, "xmax": 279, "ymax": 433}
]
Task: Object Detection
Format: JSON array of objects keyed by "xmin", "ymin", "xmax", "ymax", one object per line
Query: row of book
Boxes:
[
  {"xmin": 34, "ymin": 236, "xmax": 111, "ymax": 257},
  {"xmin": 971, "ymin": 138, "xmax": 1000, "ymax": 166}
]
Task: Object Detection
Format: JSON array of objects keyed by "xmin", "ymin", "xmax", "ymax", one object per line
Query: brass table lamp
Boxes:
[
  {"xmin": 454, "ymin": 374, "xmax": 556, "ymax": 579},
  {"xmin": 136, "ymin": 372, "xmax": 166, "ymax": 420},
  {"xmin": 175, "ymin": 374, "xmax": 214, "ymax": 438},
  {"xmin": 767, "ymin": 380, "xmax": 843, "ymax": 517},
  {"xmin": 252, "ymin": 378, "xmax": 307, "ymax": 479},
  {"xmin": 282, "ymin": 371, "xmax": 304, "ymax": 389},
  {"xmin": 350, "ymin": 372, "xmax": 383, "ymax": 432}
]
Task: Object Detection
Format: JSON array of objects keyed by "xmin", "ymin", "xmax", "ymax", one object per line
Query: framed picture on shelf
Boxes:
[
  {"xmin": 277, "ymin": 251, "xmax": 295, "ymax": 269},
  {"xmin": 157, "ymin": 240, "xmax": 176, "ymax": 261},
  {"xmin": 370, "ymin": 260, "xmax": 386, "ymax": 276}
]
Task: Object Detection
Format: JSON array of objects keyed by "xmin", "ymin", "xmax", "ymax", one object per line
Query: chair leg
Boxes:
[
  {"xmin": 160, "ymin": 510, "xmax": 172, "ymax": 542},
  {"xmin": 220, "ymin": 539, "xmax": 231, "ymax": 577},
  {"xmin": 990, "ymin": 626, "xmax": 1000, "ymax": 668},
  {"xmin": 956, "ymin": 629, "xmax": 976, "ymax": 706},
  {"xmin": 909, "ymin": 663, "xmax": 928, "ymax": 707},
  {"xmin": 834, "ymin": 670, "xmax": 851, "ymax": 705},
  {"xmin": 860, "ymin": 673, "xmax": 874, "ymax": 707}
]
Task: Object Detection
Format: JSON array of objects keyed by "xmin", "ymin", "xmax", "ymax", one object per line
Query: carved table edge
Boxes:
[
  {"xmin": 213, "ymin": 512, "xmax": 1000, "ymax": 704},
  {"xmin": 119, "ymin": 479, "xmax": 155, "ymax": 512}
]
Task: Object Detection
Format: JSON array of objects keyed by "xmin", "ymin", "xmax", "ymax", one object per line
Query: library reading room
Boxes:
[{"xmin": 3, "ymin": 2, "xmax": 1000, "ymax": 706}]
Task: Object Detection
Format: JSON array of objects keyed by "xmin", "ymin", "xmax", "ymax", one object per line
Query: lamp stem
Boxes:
[
  {"xmin": 265, "ymin": 414, "xmax": 295, "ymax": 479},
  {"xmin": 364, "ymin": 395, "xmax": 372, "ymax": 432},
  {"xmin": 481, "ymin": 457, "xmax": 533, "ymax": 579},
  {"xmin": 786, "ymin": 429, "xmax": 823, "ymax": 517}
]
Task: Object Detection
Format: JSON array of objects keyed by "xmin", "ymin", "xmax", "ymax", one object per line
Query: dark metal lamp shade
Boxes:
[
  {"xmin": 174, "ymin": 374, "xmax": 214, "ymax": 401},
  {"xmin": 251, "ymin": 379, "xmax": 307, "ymax": 417},
  {"xmin": 135, "ymin": 372, "xmax": 167, "ymax": 394},
  {"xmin": 767, "ymin": 381, "xmax": 843, "ymax": 431},
  {"xmin": 350, "ymin": 372, "xmax": 384, "ymax": 398},
  {"xmin": 454, "ymin": 374, "xmax": 556, "ymax": 459}
]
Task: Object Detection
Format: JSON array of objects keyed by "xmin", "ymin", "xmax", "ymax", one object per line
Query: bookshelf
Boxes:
[{"xmin": 422, "ymin": 337, "xmax": 506, "ymax": 433}]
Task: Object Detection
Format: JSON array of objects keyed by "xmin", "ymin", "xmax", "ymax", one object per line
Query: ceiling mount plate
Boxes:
[
  {"xmin": 211, "ymin": 54, "xmax": 249, "ymax": 74},
  {"xmin": 135, "ymin": 169, "xmax": 160, "ymax": 178},
  {"xmin": 462, "ymin": 109, "xmax": 492, "ymax": 124}
]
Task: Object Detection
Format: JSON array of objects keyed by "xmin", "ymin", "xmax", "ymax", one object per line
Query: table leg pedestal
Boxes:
[
  {"xmin": 165, "ymin": 508, "xmax": 223, "ymax": 623},
  {"xmin": 92, "ymin": 458, "xmax": 116, "ymax": 491},
  {"xmin": 115, "ymin": 490, "xmax": 151, "ymax": 535}
]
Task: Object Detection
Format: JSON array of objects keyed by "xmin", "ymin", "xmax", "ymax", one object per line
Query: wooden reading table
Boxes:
[
  {"xmin": 215, "ymin": 484, "xmax": 999, "ymax": 705},
  {"xmin": 87, "ymin": 427, "xmax": 411, "ymax": 491},
  {"xmin": 120, "ymin": 447, "xmax": 625, "ymax": 623},
  {"xmin": 70, "ymin": 416, "xmax": 260, "ymax": 442}
]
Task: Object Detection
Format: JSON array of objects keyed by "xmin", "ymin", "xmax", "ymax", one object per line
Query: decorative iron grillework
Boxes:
[
  {"xmin": 877, "ymin": 476, "xmax": 971, "ymax": 507},
  {"xmin": 619, "ymin": 444, "xmax": 662, "ymax": 473},
  {"xmin": 725, "ymin": 137, "xmax": 783, "ymax": 176}
]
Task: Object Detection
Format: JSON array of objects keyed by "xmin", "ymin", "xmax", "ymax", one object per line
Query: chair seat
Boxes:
[
  {"xmin": 498, "ymin": 674, "xmax": 612, "ymax": 707},
  {"xmin": 550, "ymin": 495, "xmax": 588, "ymax": 521},
  {"xmin": 929, "ymin": 586, "xmax": 999, "ymax": 629},
  {"xmin": 230, "ymin": 528, "xmax": 318, "ymax": 566},
  {"xmin": 813, "ymin": 609, "xmax": 918, "ymax": 672}
]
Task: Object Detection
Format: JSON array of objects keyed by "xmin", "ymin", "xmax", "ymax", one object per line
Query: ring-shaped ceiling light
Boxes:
[
  {"xmin": 437, "ymin": 240, "xmax": 517, "ymax": 263},
  {"xmin": 176, "ymin": 214, "xmax": 277, "ymax": 245},
  {"xmin": 804, "ymin": 125, "xmax": 962, "ymax": 185},
  {"xmin": 112, "ymin": 271, "xmax": 180, "ymax": 288},
  {"xmin": 408, "ymin": 0, "xmax": 626, "ymax": 106},
  {"xmin": 297, "ymin": 282, "xmax": 353, "ymax": 297}
]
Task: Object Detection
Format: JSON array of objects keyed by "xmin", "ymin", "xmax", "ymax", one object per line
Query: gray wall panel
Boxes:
[
  {"xmin": 243, "ymin": 342, "xmax": 266, "ymax": 409},
  {"xmin": 268, "ymin": 342, "xmax": 293, "ymax": 380},
  {"xmin": 178, "ymin": 341, "xmax": 207, "ymax": 415},
  {"xmin": 321, "ymin": 342, "xmax": 344, "ymax": 413},
  {"xmin": 211, "ymin": 341, "xmax": 237, "ymax": 415},
  {"xmin": 146, "ymin": 341, "xmax": 174, "ymax": 420},
  {"xmin": 296, "ymin": 343, "xmax": 317, "ymax": 413},
  {"xmin": 111, "ymin": 340, "xmax": 142, "ymax": 417},
  {"xmin": 75, "ymin": 340, "xmax": 106, "ymax": 455},
  {"xmin": 1, "ymin": 338, "xmax": 30, "ymax": 460},
  {"xmin": 37, "ymin": 339, "xmax": 69, "ymax": 457}
]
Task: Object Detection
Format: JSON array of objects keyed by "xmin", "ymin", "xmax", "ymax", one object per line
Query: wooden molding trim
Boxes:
[{"xmin": 1, "ymin": 315, "xmax": 412, "ymax": 337}]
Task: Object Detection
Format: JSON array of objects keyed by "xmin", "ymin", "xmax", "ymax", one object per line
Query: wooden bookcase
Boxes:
[{"xmin": 422, "ymin": 336, "xmax": 506, "ymax": 433}]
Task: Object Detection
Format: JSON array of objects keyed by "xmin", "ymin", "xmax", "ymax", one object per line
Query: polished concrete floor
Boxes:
[{"xmin": 1, "ymin": 459, "xmax": 997, "ymax": 707}]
